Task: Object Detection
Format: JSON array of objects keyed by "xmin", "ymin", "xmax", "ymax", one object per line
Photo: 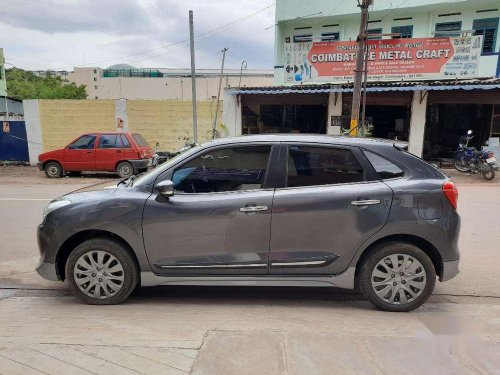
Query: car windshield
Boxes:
[
  {"xmin": 131, "ymin": 144, "xmax": 202, "ymax": 187},
  {"xmin": 132, "ymin": 133, "xmax": 150, "ymax": 147}
]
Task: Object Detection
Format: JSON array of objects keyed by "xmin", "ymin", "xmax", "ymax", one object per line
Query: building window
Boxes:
[
  {"xmin": 391, "ymin": 25, "xmax": 413, "ymax": 38},
  {"xmin": 95, "ymin": 96, "xmax": 98, "ymax": 99},
  {"xmin": 293, "ymin": 34, "xmax": 313, "ymax": 43},
  {"xmin": 321, "ymin": 32, "xmax": 339, "ymax": 42},
  {"xmin": 94, "ymin": 85, "xmax": 98, "ymax": 90},
  {"xmin": 367, "ymin": 28, "xmax": 383, "ymax": 40},
  {"xmin": 473, "ymin": 18, "xmax": 499, "ymax": 53},
  {"xmin": 435, "ymin": 21, "xmax": 462, "ymax": 37},
  {"xmin": 93, "ymin": 77, "xmax": 97, "ymax": 81},
  {"xmin": 93, "ymin": 69, "xmax": 97, "ymax": 74}
]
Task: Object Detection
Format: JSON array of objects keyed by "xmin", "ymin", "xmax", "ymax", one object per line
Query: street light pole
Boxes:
[
  {"xmin": 212, "ymin": 47, "xmax": 228, "ymax": 139},
  {"xmin": 349, "ymin": 0, "xmax": 372, "ymax": 136},
  {"xmin": 189, "ymin": 10, "xmax": 198, "ymax": 144}
]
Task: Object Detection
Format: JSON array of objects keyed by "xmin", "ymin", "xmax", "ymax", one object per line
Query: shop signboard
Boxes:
[{"xmin": 284, "ymin": 36, "xmax": 482, "ymax": 83}]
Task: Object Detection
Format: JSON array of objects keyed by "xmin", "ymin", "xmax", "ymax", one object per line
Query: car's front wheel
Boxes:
[
  {"xmin": 358, "ymin": 242, "xmax": 436, "ymax": 312},
  {"xmin": 44, "ymin": 161, "xmax": 63, "ymax": 178},
  {"xmin": 66, "ymin": 238, "xmax": 138, "ymax": 305}
]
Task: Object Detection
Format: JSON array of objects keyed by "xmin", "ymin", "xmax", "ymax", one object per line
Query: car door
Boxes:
[
  {"xmin": 95, "ymin": 134, "xmax": 124, "ymax": 171},
  {"xmin": 62, "ymin": 134, "xmax": 97, "ymax": 171},
  {"xmin": 269, "ymin": 143, "xmax": 393, "ymax": 275},
  {"xmin": 142, "ymin": 143, "xmax": 278, "ymax": 275}
]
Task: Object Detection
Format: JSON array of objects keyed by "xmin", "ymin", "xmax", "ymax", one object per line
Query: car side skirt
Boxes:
[{"xmin": 140, "ymin": 266, "xmax": 356, "ymax": 289}]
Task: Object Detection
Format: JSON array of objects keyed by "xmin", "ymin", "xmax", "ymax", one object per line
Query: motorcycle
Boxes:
[
  {"xmin": 454, "ymin": 130, "xmax": 498, "ymax": 180},
  {"xmin": 152, "ymin": 142, "xmax": 198, "ymax": 167}
]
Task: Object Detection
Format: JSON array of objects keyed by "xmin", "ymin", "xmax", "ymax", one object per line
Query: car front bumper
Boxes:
[
  {"xmin": 36, "ymin": 259, "xmax": 60, "ymax": 281},
  {"xmin": 37, "ymin": 162, "xmax": 44, "ymax": 171},
  {"xmin": 440, "ymin": 259, "xmax": 459, "ymax": 282}
]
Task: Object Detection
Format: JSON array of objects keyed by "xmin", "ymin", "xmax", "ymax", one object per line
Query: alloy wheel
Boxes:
[
  {"xmin": 371, "ymin": 254, "xmax": 426, "ymax": 305},
  {"xmin": 74, "ymin": 250, "xmax": 125, "ymax": 299}
]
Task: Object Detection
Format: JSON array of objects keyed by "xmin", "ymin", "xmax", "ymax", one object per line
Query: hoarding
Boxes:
[{"xmin": 284, "ymin": 36, "xmax": 482, "ymax": 83}]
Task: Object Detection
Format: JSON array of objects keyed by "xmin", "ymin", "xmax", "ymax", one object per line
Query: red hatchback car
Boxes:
[{"xmin": 38, "ymin": 132, "xmax": 153, "ymax": 178}]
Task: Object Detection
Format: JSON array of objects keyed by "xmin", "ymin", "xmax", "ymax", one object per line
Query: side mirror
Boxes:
[
  {"xmin": 467, "ymin": 130, "xmax": 473, "ymax": 135},
  {"xmin": 156, "ymin": 180, "xmax": 174, "ymax": 197}
]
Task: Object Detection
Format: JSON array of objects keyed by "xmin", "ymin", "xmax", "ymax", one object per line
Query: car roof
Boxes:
[{"xmin": 200, "ymin": 134, "xmax": 404, "ymax": 149}]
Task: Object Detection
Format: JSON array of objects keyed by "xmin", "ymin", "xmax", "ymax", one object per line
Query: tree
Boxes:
[{"xmin": 5, "ymin": 68, "xmax": 87, "ymax": 100}]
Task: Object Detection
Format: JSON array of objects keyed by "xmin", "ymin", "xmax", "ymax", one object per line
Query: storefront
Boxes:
[{"xmin": 223, "ymin": 78, "xmax": 500, "ymax": 161}]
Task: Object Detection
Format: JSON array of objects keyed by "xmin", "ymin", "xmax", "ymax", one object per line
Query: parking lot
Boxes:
[{"xmin": 1, "ymin": 166, "xmax": 499, "ymax": 374}]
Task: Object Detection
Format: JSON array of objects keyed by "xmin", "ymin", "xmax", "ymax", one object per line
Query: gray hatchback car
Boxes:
[{"xmin": 37, "ymin": 135, "xmax": 460, "ymax": 312}]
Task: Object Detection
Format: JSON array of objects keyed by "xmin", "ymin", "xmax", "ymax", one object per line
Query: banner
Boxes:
[{"xmin": 284, "ymin": 36, "xmax": 482, "ymax": 83}]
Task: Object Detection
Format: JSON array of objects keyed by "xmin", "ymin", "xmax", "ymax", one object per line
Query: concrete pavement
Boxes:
[{"xmin": 0, "ymin": 177, "xmax": 499, "ymax": 374}]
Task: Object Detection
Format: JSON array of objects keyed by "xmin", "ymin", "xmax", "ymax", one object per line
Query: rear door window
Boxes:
[
  {"xmin": 363, "ymin": 150, "xmax": 404, "ymax": 179},
  {"xmin": 132, "ymin": 133, "xmax": 150, "ymax": 147},
  {"xmin": 121, "ymin": 134, "xmax": 131, "ymax": 148},
  {"xmin": 286, "ymin": 145, "xmax": 364, "ymax": 187},
  {"xmin": 99, "ymin": 134, "xmax": 123, "ymax": 148}
]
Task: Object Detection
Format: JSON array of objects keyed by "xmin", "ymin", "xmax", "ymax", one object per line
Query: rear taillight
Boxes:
[{"xmin": 442, "ymin": 181, "xmax": 458, "ymax": 210}]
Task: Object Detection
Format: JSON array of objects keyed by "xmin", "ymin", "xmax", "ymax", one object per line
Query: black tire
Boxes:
[
  {"xmin": 453, "ymin": 158, "xmax": 469, "ymax": 172},
  {"xmin": 65, "ymin": 238, "xmax": 138, "ymax": 305},
  {"xmin": 358, "ymin": 242, "xmax": 436, "ymax": 312},
  {"xmin": 481, "ymin": 163, "xmax": 495, "ymax": 181},
  {"xmin": 117, "ymin": 161, "xmax": 134, "ymax": 178},
  {"xmin": 44, "ymin": 161, "xmax": 63, "ymax": 178}
]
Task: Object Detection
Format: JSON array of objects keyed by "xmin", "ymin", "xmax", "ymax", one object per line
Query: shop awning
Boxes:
[{"xmin": 230, "ymin": 78, "xmax": 500, "ymax": 95}]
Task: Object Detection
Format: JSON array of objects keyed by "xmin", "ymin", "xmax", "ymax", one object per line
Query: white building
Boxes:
[
  {"xmin": 224, "ymin": 0, "xmax": 500, "ymax": 160},
  {"xmin": 57, "ymin": 65, "xmax": 273, "ymax": 101}
]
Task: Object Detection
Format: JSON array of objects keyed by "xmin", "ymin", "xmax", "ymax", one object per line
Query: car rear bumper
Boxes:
[
  {"xmin": 36, "ymin": 259, "xmax": 60, "ymax": 281},
  {"xmin": 440, "ymin": 259, "xmax": 459, "ymax": 282},
  {"xmin": 129, "ymin": 159, "xmax": 150, "ymax": 173}
]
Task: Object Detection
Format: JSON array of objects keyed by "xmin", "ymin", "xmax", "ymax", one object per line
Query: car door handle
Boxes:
[
  {"xmin": 239, "ymin": 205, "xmax": 268, "ymax": 212},
  {"xmin": 351, "ymin": 200, "xmax": 381, "ymax": 206}
]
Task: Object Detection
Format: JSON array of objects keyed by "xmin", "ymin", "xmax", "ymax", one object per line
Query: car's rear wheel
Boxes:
[
  {"xmin": 66, "ymin": 238, "xmax": 138, "ymax": 305},
  {"xmin": 358, "ymin": 242, "xmax": 436, "ymax": 312},
  {"xmin": 44, "ymin": 161, "xmax": 63, "ymax": 178},
  {"xmin": 117, "ymin": 161, "xmax": 133, "ymax": 178},
  {"xmin": 481, "ymin": 163, "xmax": 495, "ymax": 181}
]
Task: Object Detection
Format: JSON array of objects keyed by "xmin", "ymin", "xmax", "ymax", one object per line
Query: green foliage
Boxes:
[{"xmin": 6, "ymin": 68, "xmax": 87, "ymax": 100}]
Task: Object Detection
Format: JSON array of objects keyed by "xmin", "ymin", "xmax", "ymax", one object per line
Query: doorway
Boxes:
[
  {"xmin": 242, "ymin": 104, "xmax": 327, "ymax": 134},
  {"xmin": 363, "ymin": 105, "xmax": 410, "ymax": 141}
]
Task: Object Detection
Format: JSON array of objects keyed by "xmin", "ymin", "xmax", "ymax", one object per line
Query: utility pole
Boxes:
[
  {"xmin": 212, "ymin": 47, "xmax": 228, "ymax": 139},
  {"xmin": 189, "ymin": 10, "xmax": 198, "ymax": 144},
  {"xmin": 349, "ymin": 0, "xmax": 372, "ymax": 136}
]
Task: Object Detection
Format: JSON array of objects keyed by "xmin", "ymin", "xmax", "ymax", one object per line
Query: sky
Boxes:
[{"xmin": 0, "ymin": 0, "xmax": 276, "ymax": 71}]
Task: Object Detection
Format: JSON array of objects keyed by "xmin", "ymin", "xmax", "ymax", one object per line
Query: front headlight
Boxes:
[{"xmin": 43, "ymin": 200, "xmax": 72, "ymax": 218}]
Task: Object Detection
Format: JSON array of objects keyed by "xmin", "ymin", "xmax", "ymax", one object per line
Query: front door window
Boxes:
[{"xmin": 172, "ymin": 146, "xmax": 272, "ymax": 193}]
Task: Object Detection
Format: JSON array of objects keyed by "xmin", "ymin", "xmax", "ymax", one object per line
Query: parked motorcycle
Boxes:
[
  {"xmin": 152, "ymin": 142, "xmax": 198, "ymax": 167},
  {"xmin": 454, "ymin": 130, "xmax": 498, "ymax": 180}
]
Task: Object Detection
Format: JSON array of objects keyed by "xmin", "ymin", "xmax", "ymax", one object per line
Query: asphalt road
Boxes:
[{"xmin": 0, "ymin": 178, "xmax": 499, "ymax": 374}]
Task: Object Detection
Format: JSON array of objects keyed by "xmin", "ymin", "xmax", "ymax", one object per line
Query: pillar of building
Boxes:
[
  {"xmin": 326, "ymin": 92, "xmax": 342, "ymax": 135},
  {"xmin": 23, "ymin": 99, "xmax": 43, "ymax": 165},
  {"xmin": 408, "ymin": 90, "xmax": 428, "ymax": 157},
  {"xmin": 222, "ymin": 89, "xmax": 242, "ymax": 136}
]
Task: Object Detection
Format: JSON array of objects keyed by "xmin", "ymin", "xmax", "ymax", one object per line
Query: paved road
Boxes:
[{"xmin": 0, "ymin": 180, "xmax": 499, "ymax": 374}]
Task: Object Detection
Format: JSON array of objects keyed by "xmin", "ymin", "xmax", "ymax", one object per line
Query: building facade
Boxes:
[
  {"xmin": 223, "ymin": 0, "xmax": 500, "ymax": 160},
  {"xmin": 38, "ymin": 65, "xmax": 274, "ymax": 101}
]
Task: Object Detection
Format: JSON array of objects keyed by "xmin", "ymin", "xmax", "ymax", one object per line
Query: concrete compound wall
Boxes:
[{"xmin": 23, "ymin": 99, "xmax": 223, "ymax": 165}]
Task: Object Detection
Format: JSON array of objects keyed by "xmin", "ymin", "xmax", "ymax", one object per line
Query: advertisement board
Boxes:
[{"xmin": 284, "ymin": 36, "xmax": 482, "ymax": 83}]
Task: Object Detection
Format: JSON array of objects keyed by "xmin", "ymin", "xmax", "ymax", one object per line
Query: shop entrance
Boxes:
[
  {"xmin": 423, "ymin": 103, "xmax": 493, "ymax": 160},
  {"xmin": 241, "ymin": 93, "xmax": 329, "ymax": 135},
  {"xmin": 342, "ymin": 92, "xmax": 412, "ymax": 140},
  {"xmin": 363, "ymin": 105, "xmax": 411, "ymax": 141}
]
